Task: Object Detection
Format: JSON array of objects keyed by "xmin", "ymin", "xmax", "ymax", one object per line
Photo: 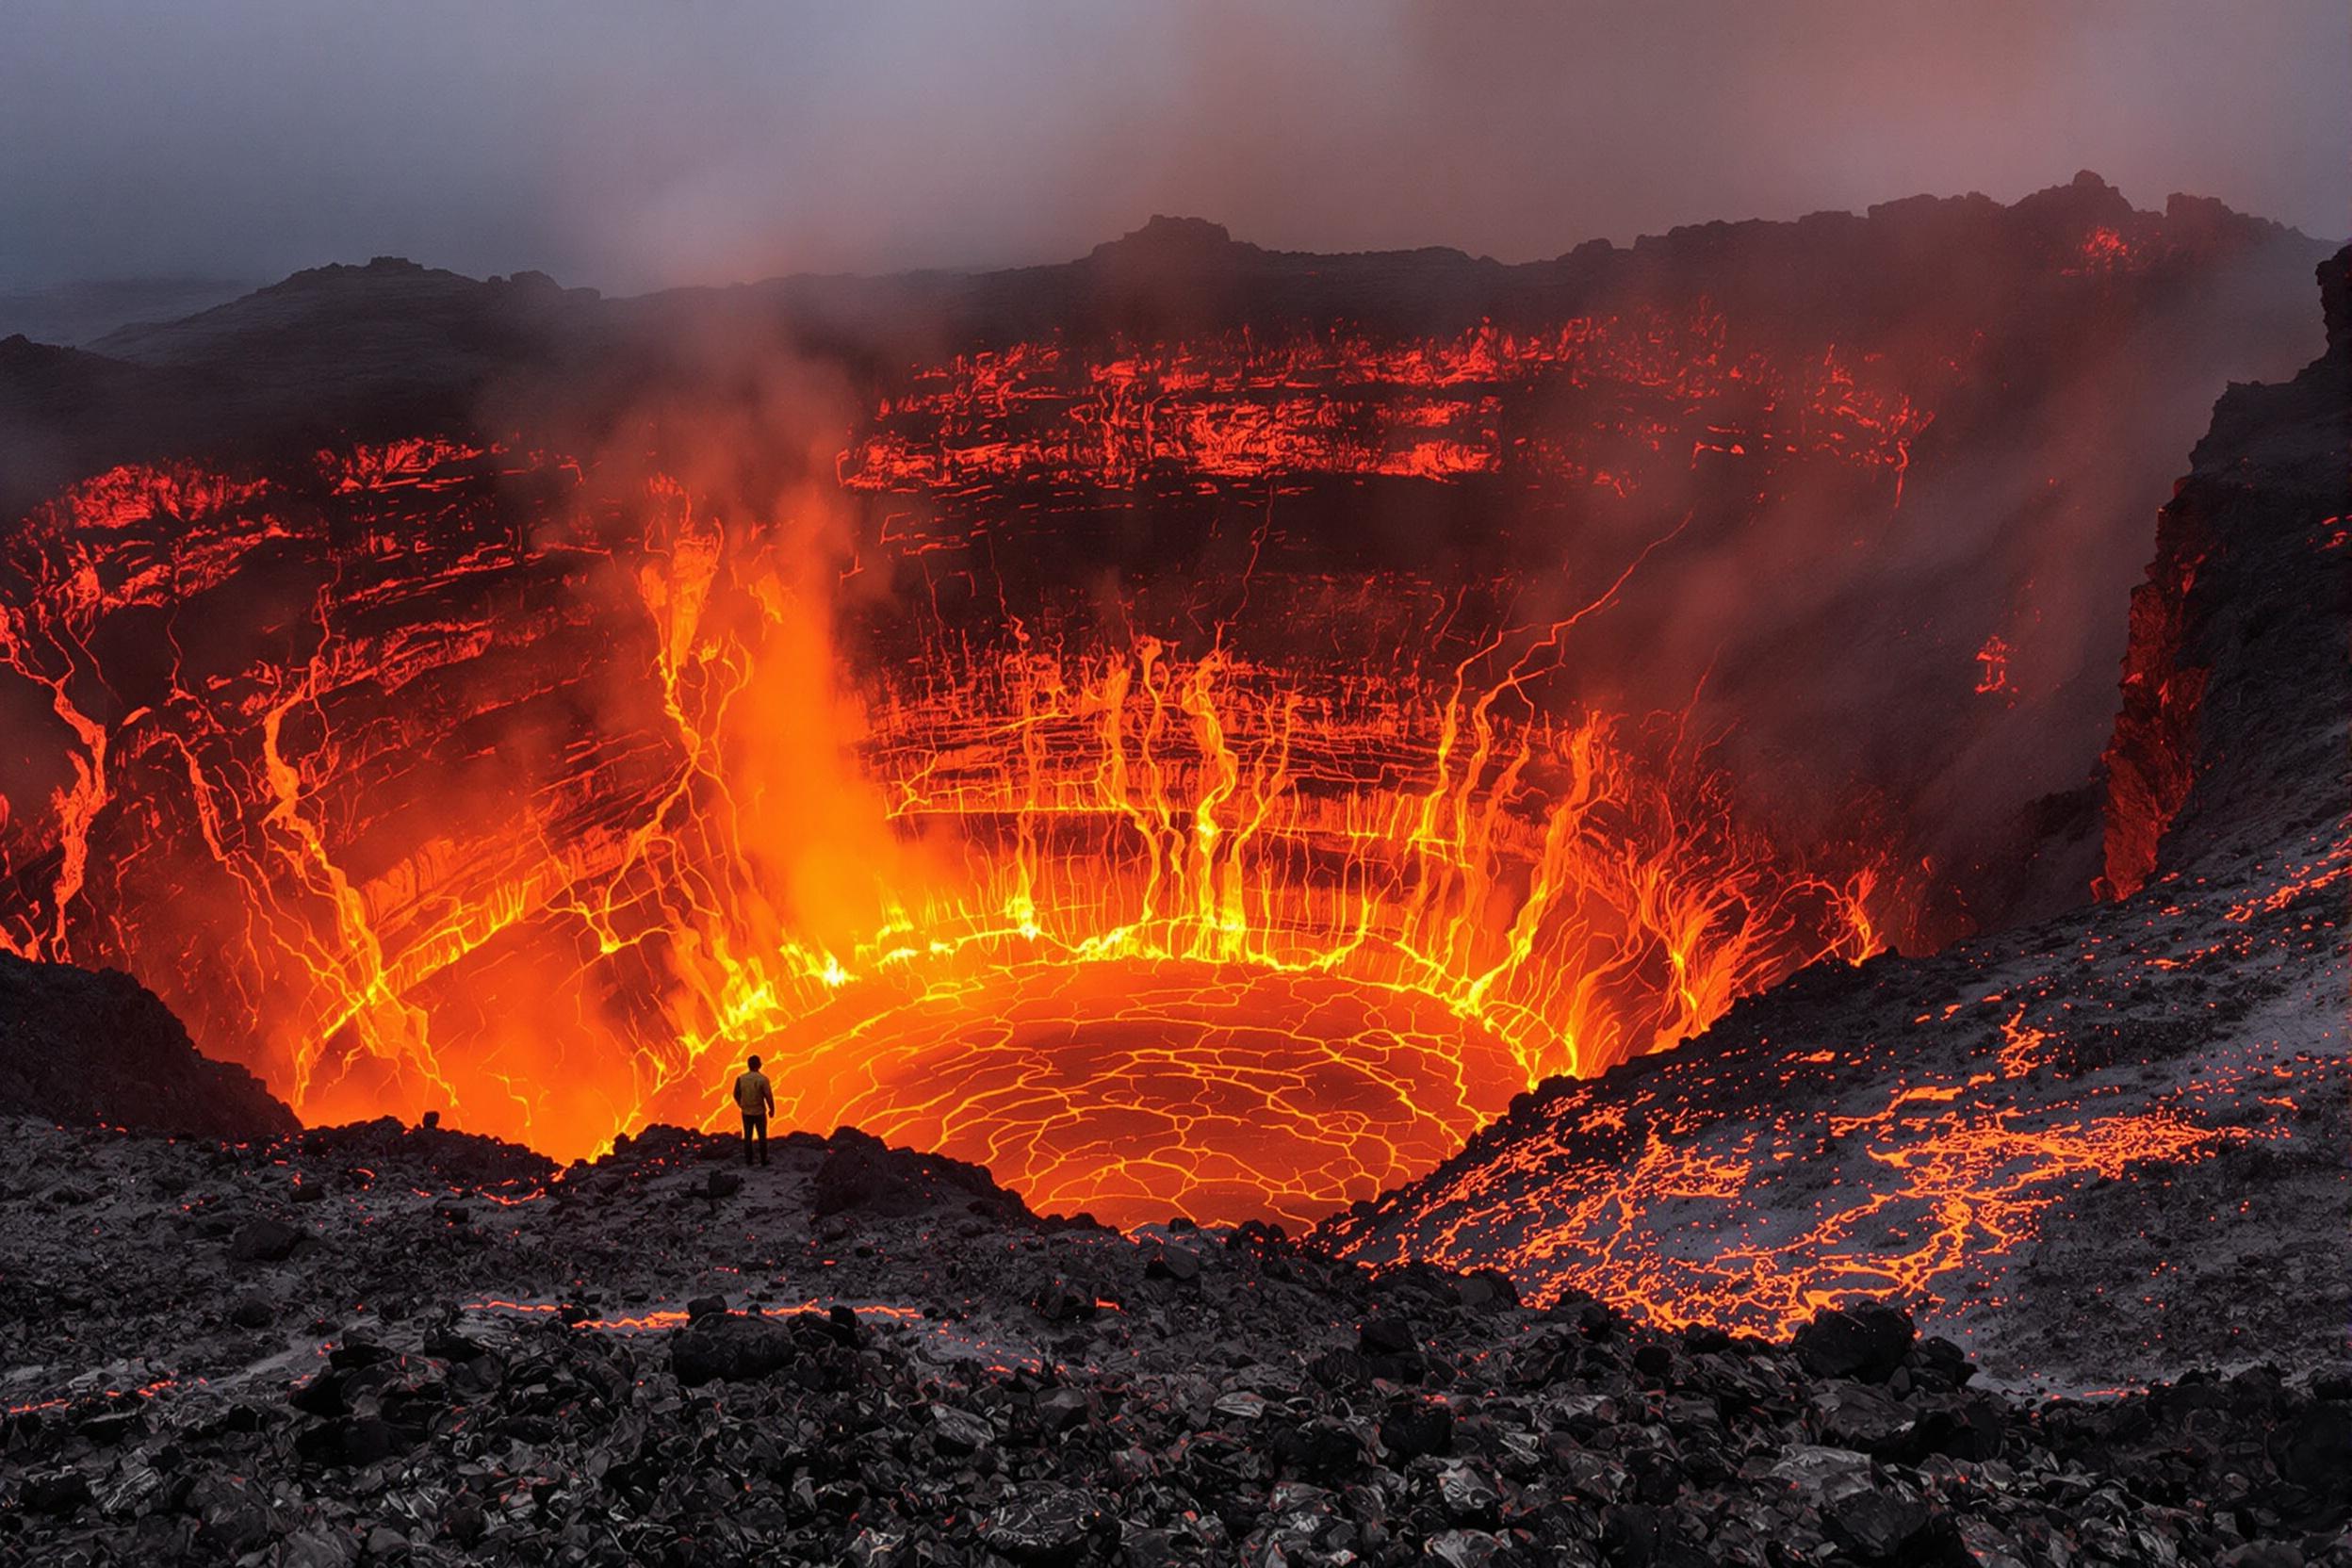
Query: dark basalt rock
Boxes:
[
  {"xmin": 979, "ymin": 1481, "xmax": 1112, "ymax": 1564},
  {"xmin": 226, "ymin": 1217, "xmax": 304, "ymax": 1263},
  {"xmin": 1791, "ymin": 1303, "xmax": 1918, "ymax": 1383},
  {"xmin": 1359, "ymin": 1315, "xmax": 1418, "ymax": 1356},
  {"xmin": 1380, "ymin": 1398, "xmax": 1455, "ymax": 1461},
  {"xmin": 928, "ymin": 1401, "xmax": 994, "ymax": 1457},
  {"xmin": 808, "ymin": 1126, "xmax": 1031, "ymax": 1219},
  {"xmin": 668, "ymin": 1313, "xmax": 799, "ymax": 1386},
  {"xmin": 4, "ymin": 1105, "xmax": 2351, "ymax": 1566},
  {"xmin": 0, "ymin": 953, "xmax": 296, "ymax": 1141},
  {"xmin": 1144, "ymin": 1244, "xmax": 1201, "ymax": 1282},
  {"xmin": 1823, "ymin": 1486, "xmax": 1933, "ymax": 1560},
  {"xmin": 21, "ymin": 1470, "xmax": 92, "ymax": 1516}
]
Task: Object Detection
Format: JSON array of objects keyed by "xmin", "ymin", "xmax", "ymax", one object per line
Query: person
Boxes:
[{"xmin": 731, "ymin": 1054, "xmax": 776, "ymax": 1167}]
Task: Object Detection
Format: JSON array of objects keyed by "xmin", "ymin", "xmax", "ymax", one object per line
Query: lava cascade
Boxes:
[
  {"xmin": 1, "ymin": 211, "xmax": 2311, "ymax": 1225},
  {"xmin": 1, "ymin": 422, "xmax": 1910, "ymax": 1225}
]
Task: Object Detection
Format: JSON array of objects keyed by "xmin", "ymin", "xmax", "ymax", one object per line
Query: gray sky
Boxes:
[{"xmin": 3, "ymin": 0, "xmax": 2345, "ymax": 292}]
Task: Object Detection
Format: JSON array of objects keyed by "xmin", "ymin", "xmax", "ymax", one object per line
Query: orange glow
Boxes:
[
  {"xmin": 0, "ymin": 436, "xmax": 1916, "ymax": 1226},
  {"xmin": 2063, "ymin": 226, "xmax": 2148, "ymax": 276},
  {"xmin": 1973, "ymin": 632, "xmax": 2014, "ymax": 696},
  {"xmin": 1328, "ymin": 985, "xmax": 2282, "ymax": 1336},
  {"xmin": 842, "ymin": 307, "xmax": 1932, "ymax": 498}
]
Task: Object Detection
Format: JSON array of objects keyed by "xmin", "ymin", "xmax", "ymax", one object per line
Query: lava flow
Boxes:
[
  {"xmin": 5, "ymin": 196, "xmax": 2316, "ymax": 1230},
  {"xmin": 0, "ymin": 433, "xmax": 1910, "ymax": 1227}
]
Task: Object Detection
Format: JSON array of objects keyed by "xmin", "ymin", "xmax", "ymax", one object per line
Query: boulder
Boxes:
[
  {"xmin": 979, "ymin": 1482, "xmax": 1109, "ymax": 1565},
  {"xmin": 1792, "ymin": 1305, "xmax": 1916, "ymax": 1383},
  {"xmin": 227, "ymin": 1217, "xmax": 304, "ymax": 1263},
  {"xmin": 669, "ymin": 1314, "xmax": 799, "ymax": 1386},
  {"xmin": 1823, "ymin": 1487, "xmax": 1931, "ymax": 1560}
]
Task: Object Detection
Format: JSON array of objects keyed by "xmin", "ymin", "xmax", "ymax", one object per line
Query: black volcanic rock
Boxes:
[
  {"xmin": 669, "ymin": 1312, "xmax": 799, "ymax": 1385},
  {"xmin": 20, "ymin": 1470, "xmax": 92, "ymax": 1517},
  {"xmin": 0, "ymin": 953, "xmax": 295, "ymax": 1141},
  {"xmin": 1823, "ymin": 1486, "xmax": 1932, "ymax": 1560},
  {"xmin": 808, "ymin": 1125, "xmax": 1033, "ymax": 1219},
  {"xmin": 1792, "ymin": 1303, "xmax": 1918, "ymax": 1382},
  {"xmin": 979, "ymin": 1482, "xmax": 1112, "ymax": 1564},
  {"xmin": 225, "ymin": 1217, "xmax": 304, "ymax": 1264},
  {"xmin": 4, "ymin": 1111, "xmax": 2348, "ymax": 1564},
  {"xmin": 2100, "ymin": 245, "xmax": 2352, "ymax": 888}
]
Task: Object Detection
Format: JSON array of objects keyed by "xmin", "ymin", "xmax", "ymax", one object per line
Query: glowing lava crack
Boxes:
[
  {"xmin": 0, "ymin": 445, "xmax": 1910, "ymax": 1227},
  {"xmin": 733, "ymin": 957, "xmax": 1527, "ymax": 1230}
]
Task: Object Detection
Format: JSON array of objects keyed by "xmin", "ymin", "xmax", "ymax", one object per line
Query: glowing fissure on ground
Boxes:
[
  {"xmin": 0, "ymin": 439, "xmax": 1911, "ymax": 1227},
  {"xmin": 1322, "ymin": 808, "xmax": 2348, "ymax": 1339}
]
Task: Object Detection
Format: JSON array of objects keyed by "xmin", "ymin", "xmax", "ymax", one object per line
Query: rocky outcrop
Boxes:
[
  {"xmin": 1315, "ymin": 249, "xmax": 2352, "ymax": 1387},
  {"xmin": 3, "ymin": 1116, "xmax": 2347, "ymax": 1564},
  {"xmin": 0, "ymin": 952, "xmax": 294, "ymax": 1141},
  {"xmin": 808, "ymin": 1125, "xmax": 1043, "ymax": 1221},
  {"xmin": 2098, "ymin": 244, "xmax": 2352, "ymax": 894}
]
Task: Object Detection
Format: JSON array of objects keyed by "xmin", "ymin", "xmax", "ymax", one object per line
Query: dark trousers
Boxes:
[{"xmin": 742, "ymin": 1112, "xmax": 769, "ymax": 1165}]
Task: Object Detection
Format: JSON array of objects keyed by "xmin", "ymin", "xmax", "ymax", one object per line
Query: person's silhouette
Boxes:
[{"xmin": 730, "ymin": 1054, "xmax": 776, "ymax": 1167}]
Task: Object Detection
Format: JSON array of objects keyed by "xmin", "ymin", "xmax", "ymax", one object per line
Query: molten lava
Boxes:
[
  {"xmin": 0, "ymin": 426, "xmax": 1915, "ymax": 1224},
  {"xmin": 841, "ymin": 305, "xmax": 1933, "ymax": 501}
]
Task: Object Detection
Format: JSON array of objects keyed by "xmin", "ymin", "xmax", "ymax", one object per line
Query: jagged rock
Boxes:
[
  {"xmin": 281, "ymin": 1529, "xmax": 354, "ymax": 1568},
  {"xmin": 668, "ymin": 1314, "xmax": 798, "ymax": 1385},
  {"xmin": 1145, "ymin": 1245, "xmax": 1201, "ymax": 1282},
  {"xmin": 1911, "ymin": 1391, "xmax": 2006, "ymax": 1460},
  {"xmin": 1380, "ymin": 1400, "xmax": 1453, "ymax": 1460},
  {"xmin": 929, "ymin": 1402, "xmax": 993, "ymax": 1456},
  {"xmin": 1425, "ymin": 1528, "xmax": 1503, "ymax": 1567},
  {"xmin": 2, "ymin": 979, "xmax": 2344, "ymax": 1568},
  {"xmin": 1457, "ymin": 1270, "xmax": 1518, "ymax": 1310},
  {"xmin": 227, "ymin": 1217, "xmax": 303, "ymax": 1262},
  {"xmin": 1823, "ymin": 1486, "xmax": 1931, "ymax": 1560},
  {"xmin": 1309, "ymin": 1348, "xmax": 1372, "ymax": 1388},
  {"xmin": 1032, "ymin": 1280, "xmax": 1090, "ymax": 1323},
  {"xmin": 1037, "ymin": 1387, "xmax": 1091, "ymax": 1433},
  {"xmin": 1435, "ymin": 1461, "xmax": 1502, "ymax": 1525},
  {"xmin": 1767, "ymin": 1443, "xmax": 1876, "ymax": 1505},
  {"xmin": 809, "ymin": 1128, "xmax": 1023, "ymax": 1219},
  {"xmin": 21, "ymin": 1470, "xmax": 92, "ymax": 1516},
  {"xmin": 441, "ymin": 1494, "xmax": 486, "ymax": 1545},
  {"xmin": 1811, "ymin": 1380, "xmax": 1917, "ymax": 1453},
  {"xmin": 1792, "ymin": 1305, "xmax": 1917, "ymax": 1383},
  {"xmin": 0, "ymin": 954, "xmax": 297, "ymax": 1140},
  {"xmin": 978, "ymin": 1481, "xmax": 1107, "ymax": 1563},
  {"xmin": 294, "ymin": 1413, "xmax": 405, "ymax": 1467}
]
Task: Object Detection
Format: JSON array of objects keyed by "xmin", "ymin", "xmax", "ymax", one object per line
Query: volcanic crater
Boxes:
[{"xmin": 2, "ymin": 180, "xmax": 2347, "ymax": 1566}]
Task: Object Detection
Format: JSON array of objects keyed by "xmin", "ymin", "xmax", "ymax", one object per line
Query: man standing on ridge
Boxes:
[{"xmin": 732, "ymin": 1054, "xmax": 776, "ymax": 1167}]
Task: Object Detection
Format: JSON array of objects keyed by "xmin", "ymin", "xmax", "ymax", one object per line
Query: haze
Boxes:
[{"xmin": 3, "ymin": 0, "xmax": 2346, "ymax": 294}]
